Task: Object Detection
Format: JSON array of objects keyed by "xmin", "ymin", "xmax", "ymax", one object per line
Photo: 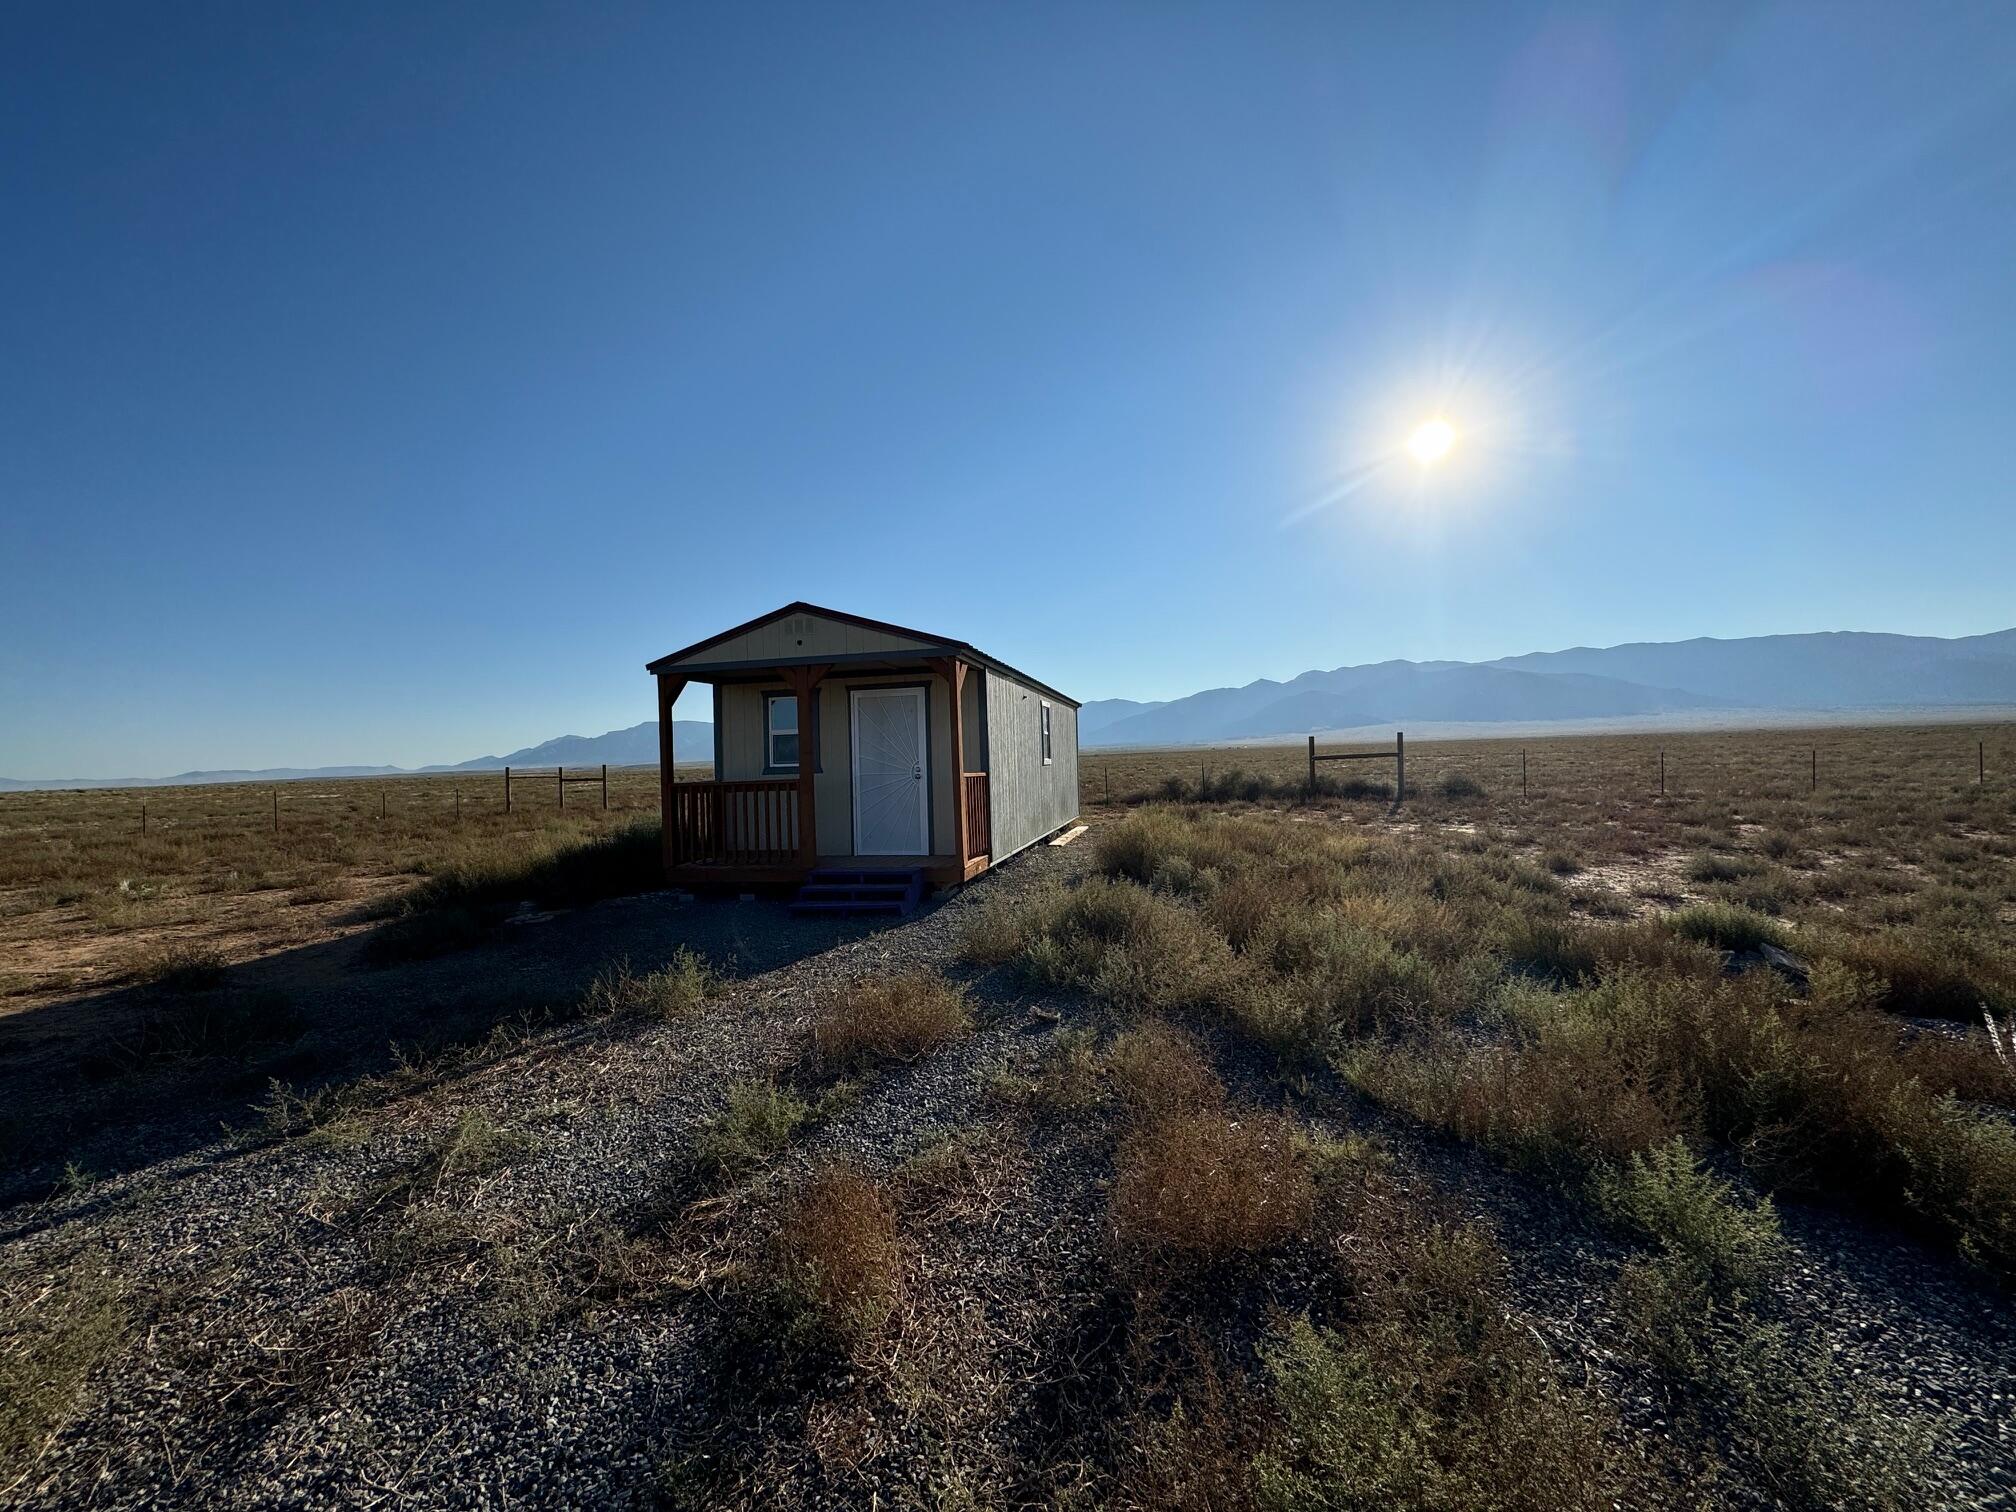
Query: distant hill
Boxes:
[
  {"xmin": 0, "ymin": 721, "xmax": 715, "ymax": 792},
  {"xmin": 10, "ymin": 625, "xmax": 2016, "ymax": 788},
  {"xmin": 1083, "ymin": 626, "xmax": 2016, "ymax": 748},
  {"xmin": 443, "ymin": 720, "xmax": 713, "ymax": 772}
]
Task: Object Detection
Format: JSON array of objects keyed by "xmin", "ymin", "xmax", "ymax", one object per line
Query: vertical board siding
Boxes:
[{"xmin": 983, "ymin": 673, "xmax": 1079, "ymax": 861}]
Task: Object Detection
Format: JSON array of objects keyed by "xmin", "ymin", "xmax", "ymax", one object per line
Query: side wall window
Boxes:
[
  {"xmin": 1040, "ymin": 700, "xmax": 1053, "ymax": 765},
  {"xmin": 765, "ymin": 693, "xmax": 799, "ymax": 772}
]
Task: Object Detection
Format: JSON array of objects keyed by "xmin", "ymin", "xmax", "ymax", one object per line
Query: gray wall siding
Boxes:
[{"xmin": 984, "ymin": 672, "xmax": 1079, "ymax": 861}]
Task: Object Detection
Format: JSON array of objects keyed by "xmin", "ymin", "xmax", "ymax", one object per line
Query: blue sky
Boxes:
[{"xmin": 5, "ymin": 2, "xmax": 2014, "ymax": 777}]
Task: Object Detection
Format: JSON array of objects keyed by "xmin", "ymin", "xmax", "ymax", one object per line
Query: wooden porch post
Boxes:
[
  {"xmin": 657, "ymin": 674, "xmax": 687, "ymax": 873},
  {"xmin": 931, "ymin": 656, "xmax": 969, "ymax": 865},
  {"xmin": 788, "ymin": 665, "xmax": 830, "ymax": 871}
]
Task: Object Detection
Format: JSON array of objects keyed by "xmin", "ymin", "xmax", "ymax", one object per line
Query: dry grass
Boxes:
[
  {"xmin": 0, "ymin": 1260, "xmax": 129, "ymax": 1490},
  {"xmin": 769, "ymin": 1164, "xmax": 903, "ymax": 1351},
  {"xmin": 1111, "ymin": 1109, "xmax": 1314, "ymax": 1265},
  {"xmin": 0, "ymin": 763, "xmax": 707, "ymax": 1007},
  {"xmin": 812, "ymin": 971, "xmax": 972, "ymax": 1070},
  {"xmin": 694, "ymin": 1081, "xmax": 809, "ymax": 1183},
  {"xmin": 1002, "ymin": 805, "xmax": 2016, "ymax": 1279},
  {"xmin": 1106, "ymin": 1020, "xmax": 1223, "ymax": 1124},
  {"xmin": 581, "ymin": 950, "xmax": 716, "ymax": 1020}
]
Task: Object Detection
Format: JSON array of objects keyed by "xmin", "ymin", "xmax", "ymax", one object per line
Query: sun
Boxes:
[{"xmin": 1406, "ymin": 417, "xmax": 1457, "ymax": 466}]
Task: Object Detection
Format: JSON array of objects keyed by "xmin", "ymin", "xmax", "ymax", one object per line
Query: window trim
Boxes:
[
  {"xmin": 764, "ymin": 691, "xmax": 801, "ymax": 775},
  {"xmin": 1040, "ymin": 699, "xmax": 1053, "ymax": 766}
]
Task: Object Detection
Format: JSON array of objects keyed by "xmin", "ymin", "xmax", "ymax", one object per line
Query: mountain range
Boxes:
[
  {"xmin": 1078, "ymin": 627, "xmax": 2016, "ymax": 746},
  {"xmin": 5, "ymin": 627, "xmax": 2013, "ymax": 789},
  {"xmin": 0, "ymin": 722, "xmax": 714, "ymax": 792}
]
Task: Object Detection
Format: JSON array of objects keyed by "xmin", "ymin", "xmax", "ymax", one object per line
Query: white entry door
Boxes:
[{"xmin": 850, "ymin": 686, "xmax": 929, "ymax": 855}]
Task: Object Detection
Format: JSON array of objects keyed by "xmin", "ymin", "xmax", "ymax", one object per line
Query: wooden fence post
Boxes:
[
  {"xmin": 505, "ymin": 766, "xmax": 512, "ymax": 814},
  {"xmin": 557, "ymin": 766, "xmax": 564, "ymax": 810},
  {"xmin": 1308, "ymin": 735, "xmax": 1317, "ymax": 794},
  {"xmin": 1395, "ymin": 731, "xmax": 1404, "ymax": 804},
  {"xmin": 1811, "ymin": 748, "xmax": 1817, "ymax": 792},
  {"xmin": 1521, "ymin": 750, "xmax": 1528, "ymax": 799},
  {"xmin": 272, "ymin": 787, "xmax": 279, "ymax": 833},
  {"xmin": 602, "ymin": 763, "xmax": 609, "ymax": 810},
  {"xmin": 1659, "ymin": 751, "xmax": 1665, "ymax": 795},
  {"xmin": 379, "ymin": 788, "xmax": 386, "ymax": 821},
  {"xmin": 455, "ymin": 786, "xmax": 461, "ymax": 821},
  {"xmin": 1980, "ymin": 741, "xmax": 1985, "ymax": 785},
  {"xmin": 140, "ymin": 800, "xmax": 147, "ymax": 835}
]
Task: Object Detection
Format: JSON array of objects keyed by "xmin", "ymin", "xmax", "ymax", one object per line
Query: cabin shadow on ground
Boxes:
[{"xmin": 0, "ymin": 887, "xmax": 918, "ymax": 1208}]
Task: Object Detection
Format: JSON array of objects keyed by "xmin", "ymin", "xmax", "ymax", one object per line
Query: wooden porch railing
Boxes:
[
  {"xmin": 670, "ymin": 779, "xmax": 799, "ymax": 867},
  {"xmin": 962, "ymin": 772, "xmax": 990, "ymax": 861}
]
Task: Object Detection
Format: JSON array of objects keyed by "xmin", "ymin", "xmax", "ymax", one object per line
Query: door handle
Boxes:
[{"xmin": 913, "ymin": 766, "xmax": 922, "ymax": 779}]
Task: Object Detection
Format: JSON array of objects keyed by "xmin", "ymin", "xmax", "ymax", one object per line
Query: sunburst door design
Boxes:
[{"xmin": 849, "ymin": 686, "xmax": 928, "ymax": 855}]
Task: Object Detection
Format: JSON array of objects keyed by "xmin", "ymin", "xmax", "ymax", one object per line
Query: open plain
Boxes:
[{"xmin": 2, "ymin": 722, "xmax": 2013, "ymax": 1509}]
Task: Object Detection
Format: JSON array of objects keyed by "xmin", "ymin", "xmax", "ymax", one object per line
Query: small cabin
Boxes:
[{"xmin": 646, "ymin": 603, "xmax": 1080, "ymax": 889}]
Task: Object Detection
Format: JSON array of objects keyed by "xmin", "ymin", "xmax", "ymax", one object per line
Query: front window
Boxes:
[
  {"xmin": 1041, "ymin": 700, "xmax": 1053, "ymax": 765},
  {"xmin": 766, "ymin": 693, "xmax": 799, "ymax": 771}
]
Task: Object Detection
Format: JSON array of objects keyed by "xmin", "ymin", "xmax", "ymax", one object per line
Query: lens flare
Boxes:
[{"xmin": 1407, "ymin": 417, "xmax": 1457, "ymax": 466}]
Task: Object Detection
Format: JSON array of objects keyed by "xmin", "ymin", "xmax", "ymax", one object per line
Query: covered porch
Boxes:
[{"xmin": 654, "ymin": 654, "xmax": 992, "ymax": 891}]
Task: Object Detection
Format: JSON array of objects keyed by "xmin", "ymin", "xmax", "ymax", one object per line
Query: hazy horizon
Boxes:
[
  {"xmin": 7, "ymin": 621, "xmax": 2015, "ymax": 784},
  {"xmin": 7, "ymin": 3, "xmax": 2016, "ymax": 775}
]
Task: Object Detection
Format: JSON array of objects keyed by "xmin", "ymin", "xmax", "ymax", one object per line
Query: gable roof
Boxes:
[{"xmin": 646, "ymin": 601, "xmax": 1078, "ymax": 706}]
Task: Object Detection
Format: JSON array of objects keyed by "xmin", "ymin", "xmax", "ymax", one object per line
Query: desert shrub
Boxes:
[
  {"xmin": 1019, "ymin": 877, "xmax": 1240, "ymax": 1016},
  {"xmin": 1350, "ymin": 966, "xmax": 2016, "ymax": 1278},
  {"xmin": 401, "ymin": 819, "xmax": 663, "ymax": 914},
  {"xmin": 1609, "ymin": 1250, "xmax": 1922, "ymax": 1508},
  {"xmin": 1494, "ymin": 915, "xmax": 1600, "ymax": 984},
  {"xmin": 1809, "ymin": 928, "xmax": 2015, "ymax": 1021},
  {"xmin": 1253, "ymin": 1316, "xmax": 1614, "ymax": 1512},
  {"xmin": 1330, "ymin": 776, "xmax": 1393, "ymax": 801},
  {"xmin": 1688, "ymin": 852, "xmax": 1763, "ymax": 884},
  {"xmin": 1898, "ymin": 1017, "xmax": 2016, "ymax": 1109},
  {"xmin": 1760, "ymin": 830, "xmax": 1799, "ymax": 861},
  {"xmin": 1590, "ymin": 1140, "xmax": 1784, "ymax": 1295},
  {"xmin": 813, "ymin": 971, "xmax": 971, "ymax": 1069},
  {"xmin": 1229, "ymin": 918, "xmax": 1455, "ymax": 1061},
  {"xmin": 1593, "ymin": 1152, "xmax": 1922, "ymax": 1509},
  {"xmin": 362, "ymin": 905, "xmax": 486, "ymax": 964},
  {"xmin": 959, "ymin": 895, "xmax": 1031, "ymax": 965},
  {"xmin": 769, "ymin": 1164, "xmax": 903, "ymax": 1350},
  {"xmin": 1111, "ymin": 1110, "xmax": 1313, "ymax": 1264},
  {"xmin": 694, "ymin": 1080, "xmax": 809, "ymax": 1182},
  {"xmin": 0, "ymin": 1263, "xmax": 128, "ymax": 1485},
  {"xmin": 1436, "ymin": 771, "xmax": 1486, "ymax": 799},
  {"xmin": 1255, "ymin": 1215, "xmax": 1620, "ymax": 1512},
  {"xmin": 288, "ymin": 876, "xmax": 354, "ymax": 906},
  {"xmin": 98, "ymin": 987, "xmax": 305, "ymax": 1069},
  {"xmin": 1669, "ymin": 902, "xmax": 1790, "ymax": 953},
  {"xmin": 1026, "ymin": 1027, "xmax": 1103, "ymax": 1111},
  {"xmin": 1107, "ymin": 1020, "xmax": 1224, "ymax": 1124},
  {"xmin": 127, "ymin": 940, "xmax": 225, "ymax": 990},
  {"xmin": 1541, "ymin": 848, "xmax": 1581, "ymax": 875},
  {"xmin": 582, "ymin": 950, "xmax": 715, "ymax": 1020}
]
